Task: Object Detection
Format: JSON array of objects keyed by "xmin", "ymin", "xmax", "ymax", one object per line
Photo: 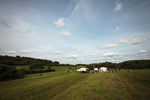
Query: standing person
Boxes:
[
  {"xmin": 132, "ymin": 69, "xmax": 134, "ymax": 72},
  {"xmin": 113, "ymin": 68, "xmax": 115, "ymax": 73}
]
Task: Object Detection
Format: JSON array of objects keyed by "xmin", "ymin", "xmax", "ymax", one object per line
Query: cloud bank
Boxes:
[
  {"xmin": 119, "ymin": 38, "xmax": 149, "ymax": 44},
  {"xmin": 97, "ymin": 44, "xmax": 118, "ymax": 49}
]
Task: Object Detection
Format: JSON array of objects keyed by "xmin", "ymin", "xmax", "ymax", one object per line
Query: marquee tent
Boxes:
[
  {"xmin": 99, "ymin": 67, "xmax": 107, "ymax": 72},
  {"xmin": 77, "ymin": 68, "xmax": 89, "ymax": 72}
]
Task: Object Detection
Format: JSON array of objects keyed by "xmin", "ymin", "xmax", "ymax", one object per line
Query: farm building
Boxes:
[{"xmin": 77, "ymin": 67, "xmax": 89, "ymax": 73}]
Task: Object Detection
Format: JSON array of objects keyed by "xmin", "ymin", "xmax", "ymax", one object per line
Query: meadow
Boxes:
[{"xmin": 0, "ymin": 66, "xmax": 150, "ymax": 100}]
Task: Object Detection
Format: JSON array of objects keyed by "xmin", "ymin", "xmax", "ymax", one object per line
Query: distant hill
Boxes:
[
  {"xmin": 120, "ymin": 60, "xmax": 150, "ymax": 69},
  {"xmin": 87, "ymin": 60, "xmax": 150, "ymax": 69},
  {"xmin": 0, "ymin": 55, "xmax": 150, "ymax": 69},
  {"xmin": 0, "ymin": 55, "xmax": 60, "ymax": 66}
]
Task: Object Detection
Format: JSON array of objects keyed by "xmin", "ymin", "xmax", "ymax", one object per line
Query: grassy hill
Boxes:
[{"xmin": 0, "ymin": 66, "xmax": 150, "ymax": 100}]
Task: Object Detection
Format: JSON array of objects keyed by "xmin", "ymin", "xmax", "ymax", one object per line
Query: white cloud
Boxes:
[
  {"xmin": 130, "ymin": 38, "xmax": 148, "ymax": 44},
  {"xmin": 115, "ymin": 1, "xmax": 123, "ymax": 12},
  {"xmin": 19, "ymin": 50, "xmax": 34, "ymax": 54},
  {"xmin": 97, "ymin": 44, "xmax": 118, "ymax": 49},
  {"xmin": 92, "ymin": 58, "xmax": 99, "ymax": 61},
  {"xmin": 59, "ymin": 30, "xmax": 71, "ymax": 36},
  {"xmin": 53, "ymin": 18, "xmax": 66, "ymax": 27},
  {"xmin": 65, "ymin": 55, "xmax": 78, "ymax": 59},
  {"xmin": 137, "ymin": 50, "xmax": 146, "ymax": 54},
  {"xmin": 103, "ymin": 52, "xmax": 120, "ymax": 57},
  {"xmin": 119, "ymin": 38, "xmax": 149, "ymax": 44},
  {"xmin": 4, "ymin": 51, "xmax": 17, "ymax": 54},
  {"xmin": 48, "ymin": 57, "xmax": 57, "ymax": 59},
  {"xmin": 91, "ymin": 50, "xmax": 150, "ymax": 62},
  {"xmin": 92, "ymin": 54, "xmax": 96, "ymax": 56},
  {"xmin": 54, "ymin": 50, "xmax": 64, "ymax": 54},
  {"xmin": 122, "ymin": 50, "xmax": 148, "ymax": 56},
  {"xmin": 36, "ymin": 57, "xmax": 42, "ymax": 59},
  {"xmin": 119, "ymin": 39, "xmax": 129, "ymax": 44}
]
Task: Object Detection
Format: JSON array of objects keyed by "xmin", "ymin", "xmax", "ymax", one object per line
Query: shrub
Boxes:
[
  {"xmin": 0, "ymin": 64, "xmax": 25, "ymax": 81},
  {"xmin": 29, "ymin": 63, "xmax": 45, "ymax": 69}
]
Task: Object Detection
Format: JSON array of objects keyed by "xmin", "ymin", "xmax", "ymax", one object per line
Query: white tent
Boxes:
[
  {"xmin": 99, "ymin": 67, "xmax": 107, "ymax": 72},
  {"xmin": 94, "ymin": 68, "xmax": 98, "ymax": 71},
  {"xmin": 77, "ymin": 68, "xmax": 89, "ymax": 72}
]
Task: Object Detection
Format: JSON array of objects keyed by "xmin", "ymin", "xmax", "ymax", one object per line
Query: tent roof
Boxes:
[
  {"xmin": 100, "ymin": 67, "xmax": 107, "ymax": 69},
  {"xmin": 77, "ymin": 67, "xmax": 88, "ymax": 71}
]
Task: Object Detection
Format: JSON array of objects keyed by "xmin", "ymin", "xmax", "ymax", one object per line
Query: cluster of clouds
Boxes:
[
  {"xmin": 119, "ymin": 38, "xmax": 149, "ymax": 44},
  {"xmin": 4, "ymin": 50, "xmax": 62, "ymax": 54},
  {"xmin": 97, "ymin": 44, "xmax": 118, "ymax": 49},
  {"xmin": 65, "ymin": 55, "xmax": 79, "ymax": 59},
  {"xmin": 92, "ymin": 50, "xmax": 150, "ymax": 61},
  {"xmin": 97, "ymin": 38, "xmax": 149, "ymax": 50},
  {"xmin": 3, "ymin": 46, "xmax": 83, "ymax": 55},
  {"xmin": 53, "ymin": 18, "xmax": 71, "ymax": 36}
]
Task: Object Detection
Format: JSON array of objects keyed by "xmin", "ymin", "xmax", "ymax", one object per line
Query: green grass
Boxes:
[{"xmin": 0, "ymin": 67, "xmax": 150, "ymax": 100}]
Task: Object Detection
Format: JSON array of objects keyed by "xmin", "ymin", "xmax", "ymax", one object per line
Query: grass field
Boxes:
[{"xmin": 0, "ymin": 66, "xmax": 150, "ymax": 100}]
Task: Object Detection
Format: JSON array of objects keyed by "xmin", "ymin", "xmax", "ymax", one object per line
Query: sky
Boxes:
[{"xmin": 0, "ymin": 0, "xmax": 150, "ymax": 64}]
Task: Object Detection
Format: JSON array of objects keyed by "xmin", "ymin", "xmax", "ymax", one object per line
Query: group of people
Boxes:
[
  {"xmin": 90, "ymin": 68, "xmax": 126, "ymax": 73},
  {"xmin": 90, "ymin": 68, "xmax": 117, "ymax": 73}
]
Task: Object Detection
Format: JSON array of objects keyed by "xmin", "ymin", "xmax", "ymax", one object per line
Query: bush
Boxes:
[
  {"xmin": 0, "ymin": 64, "xmax": 25, "ymax": 81},
  {"xmin": 47, "ymin": 65, "xmax": 51, "ymax": 70},
  {"xmin": 29, "ymin": 63, "xmax": 45, "ymax": 69}
]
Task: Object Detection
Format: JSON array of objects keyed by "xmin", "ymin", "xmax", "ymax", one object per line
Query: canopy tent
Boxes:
[
  {"xmin": 94, "ymin": 68, "xmax": 98, "ymax": 71},
  {"xmin": 99, "ymin": 67, "xmax": 107, "ymax": 72},
  {"xmin": 77, "ymin": 68, "xmax": 89, "ymax": 72}
]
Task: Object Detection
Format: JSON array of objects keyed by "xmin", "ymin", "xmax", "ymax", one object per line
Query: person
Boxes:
[
  {"xmin": 132, "ymin": 69, "xmax": 134, "ymax": 72},
  {"xmin": 121, "ymin": 69, "xmax": 123, "ymax": 72}
]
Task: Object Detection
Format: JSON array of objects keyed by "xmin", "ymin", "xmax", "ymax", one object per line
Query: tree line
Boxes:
[
  {"xmin": 87, "ymin": 60, "xmax": 150, "ymax": 70},
  {"xmin": 0, "ymin": 55, "xmax": 60, "ymax": 66},
  {"xmin": 0, "ymin": 55, "xmax": 57, "ymax": 81},
  {"xmin": 0, "ymin": 55, "xmax": 150, "ymax": 81}
]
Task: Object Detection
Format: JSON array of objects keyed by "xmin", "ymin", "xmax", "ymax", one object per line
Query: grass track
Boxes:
[{"xmin": 0, "ymin": 67, "xmax": 150, "ymax": 100}]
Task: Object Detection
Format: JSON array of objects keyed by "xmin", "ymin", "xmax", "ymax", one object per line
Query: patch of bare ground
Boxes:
[
  {"xmin": 109, "ymin": 76, "xmax": 135, "ymax": 99},
  {"xmin": 102, "ymin": 77, "xmax": 109, "ymax": 84},
  {"xmin": 110, "ymin": 77, "xmax": 126, "ymax": 89}
]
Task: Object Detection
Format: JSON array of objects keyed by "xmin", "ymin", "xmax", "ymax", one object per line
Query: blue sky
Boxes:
[{"xmin": 0, "ymin": 0, "xmax": 150, "ymax": 64}]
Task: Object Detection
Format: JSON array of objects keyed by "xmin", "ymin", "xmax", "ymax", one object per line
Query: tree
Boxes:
[
  {"xmin": 53, "ymin": 61, "xmax": 60, "ymax": 66},
  {"xmin": 29, "ymin": 63, "xmax": 44, "ymax": 69},
  {"xmin": 0, "ymin": 64, "xmax": 25, "ymax": 80},
  {"xmin": 47, "ymin": 65, "xmax": 51, "ymax": 70}
]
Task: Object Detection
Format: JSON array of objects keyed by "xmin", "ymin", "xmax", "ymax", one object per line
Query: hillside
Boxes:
[
  {"xmin": 0, "ymin": 67, "xmax": 150, "ymax": 100},
  {"xmin": 0, "ymin": 55, "xmax": 150, "ymax": 69}
]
